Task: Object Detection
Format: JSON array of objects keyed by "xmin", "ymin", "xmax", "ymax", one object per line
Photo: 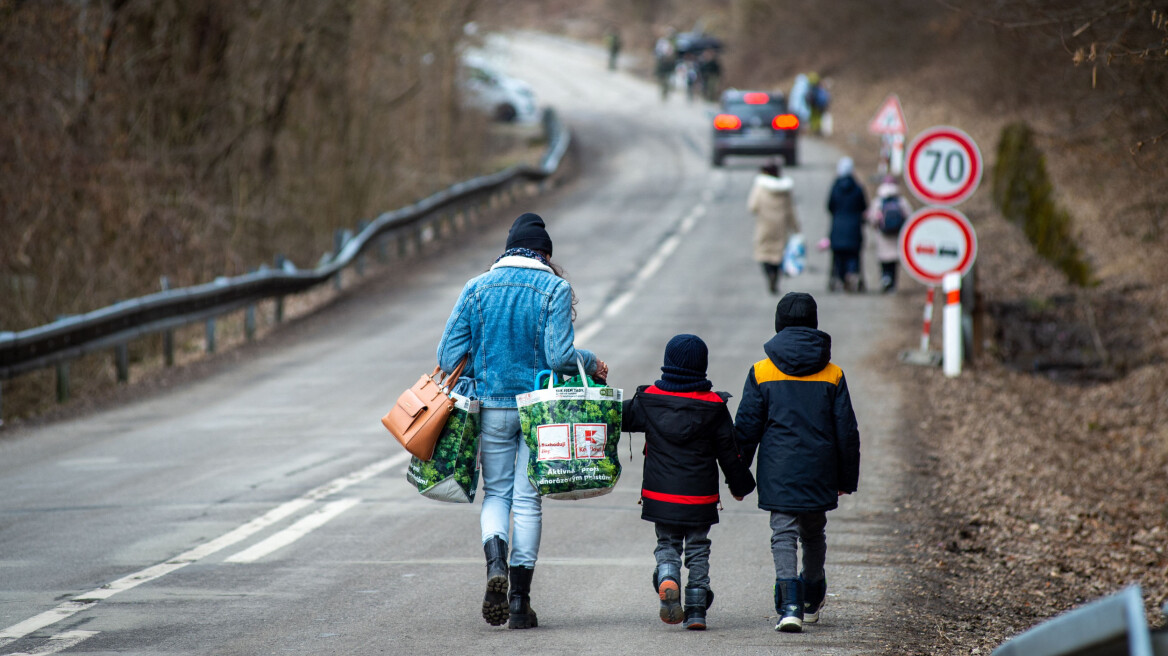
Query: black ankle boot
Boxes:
[
  {"xmin": 482, "ymin": 537, "xmax": 509, "ymax": 626},
  {"xmin": 683, "ymin": 587, "xmax": 709, "ymax": 630},
  {"xmin": 508, "ymin": 565, "xmax": 538, "ymax": 629},
  {"xmin": 774, "ymin": 578, "xmax": 804, "ymax": 633}
]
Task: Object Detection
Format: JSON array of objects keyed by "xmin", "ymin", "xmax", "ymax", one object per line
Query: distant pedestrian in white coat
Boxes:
[
  {"xmin": 865, "ymin": 176, "xmax": 912, "ymax": 293},
  {"xmin": 747, "ymin": 160, "xmax": 801, "ymax": 295}
]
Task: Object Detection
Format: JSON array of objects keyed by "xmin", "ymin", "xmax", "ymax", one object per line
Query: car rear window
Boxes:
[{"xmin": 725, "ymin": 101, "xmax": 788, "ymax": 119}]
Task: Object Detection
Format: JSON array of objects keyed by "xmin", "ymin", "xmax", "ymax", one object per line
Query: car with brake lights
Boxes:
[{"xmin": 710, "ymin": 90, "xmax": 800, "ymax": 167}]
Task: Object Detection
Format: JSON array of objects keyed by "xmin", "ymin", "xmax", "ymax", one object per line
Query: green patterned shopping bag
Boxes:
[
  {"xmin": 405, "ymin": 391, "xmax": 480, "ymax": 503},
  {"xmin": 517, "ymin": 360, "xmax": 623, "ymax": 500}
]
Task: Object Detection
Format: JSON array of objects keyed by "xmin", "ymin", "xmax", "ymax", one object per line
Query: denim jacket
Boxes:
[{"xmin": 437, "ymin": 255, "xmax": 597, "ymax": 408}]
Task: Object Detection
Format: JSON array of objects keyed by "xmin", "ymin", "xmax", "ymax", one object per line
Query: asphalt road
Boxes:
[{"xmin": 0, "ymin": 34, "xmax": 911, "ymax": 655}]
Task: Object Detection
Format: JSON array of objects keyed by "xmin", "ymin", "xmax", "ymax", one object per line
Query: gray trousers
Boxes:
[
  {"xmin": 654, "ymin": 523, "xmax": 712, "ymax": 590},
  {"xmin": 770, "ymin": 511, "xmax": 827, "ymax": 582}
]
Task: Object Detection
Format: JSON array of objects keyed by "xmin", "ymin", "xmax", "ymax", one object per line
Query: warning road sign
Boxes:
[
  {"xmin": 868, "ymin": 94, "xmax": 907, "ymax": 135},
  {"xmin": 898, "ymin": 206, "xmax": 978, "ymax": 286}
]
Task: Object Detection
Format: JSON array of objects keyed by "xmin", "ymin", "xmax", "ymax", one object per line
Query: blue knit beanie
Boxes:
[{"xmin": 655, "ymin": 334, "xmax": 712, "ymax": 392}]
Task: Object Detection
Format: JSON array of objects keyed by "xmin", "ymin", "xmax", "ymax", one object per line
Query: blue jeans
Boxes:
[{"xmin": 479, "ymin": 408, "xmax": 542, "ymax": 567}]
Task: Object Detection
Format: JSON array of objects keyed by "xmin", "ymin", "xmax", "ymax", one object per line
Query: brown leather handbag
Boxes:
[{"xmin": 381, "ymin": 356, "xmax": 468, "ymax": 460}]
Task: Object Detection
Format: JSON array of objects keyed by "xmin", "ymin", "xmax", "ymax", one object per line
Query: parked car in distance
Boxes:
[
  {"xmin": 460, "ymin": 54, "xmax": 538, "ymax": 123},
  {"xmin": 710, "ymin": 89, "xmax": 800, "ymax": 167}
]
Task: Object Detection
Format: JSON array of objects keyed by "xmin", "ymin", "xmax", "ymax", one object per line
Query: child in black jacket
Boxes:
[
  {"xmin": 622, "ymin": 334, "xmax": 756, "ymax": 630},
  {"xmin": 734, "ymin": 292, "xmax": 861, "ymax": 633}
]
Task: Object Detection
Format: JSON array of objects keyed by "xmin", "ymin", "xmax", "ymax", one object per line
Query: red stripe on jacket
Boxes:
[
  {"xmin": 641, "ymin": 489, "xmax": 720, "ymax": 505},
  {"xmin": 644, "ymin": 385, "xmax": 724, "ymax": 403}
]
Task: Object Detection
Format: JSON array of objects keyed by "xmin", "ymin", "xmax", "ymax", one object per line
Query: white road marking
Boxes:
[
  {"xmin": 575, "ymin": 203, "xmax": 705, "ymax": 344},
  {"xmin": 2, "ymin": 630, "xmax": 98, "ymax": 656},
  {"xmin": 225, "ymin": 498, "xmax": 362, "ymax": 563},
  {"xmin": 0, "ymin": 451, "xmax": 411, "ymax": 648}
]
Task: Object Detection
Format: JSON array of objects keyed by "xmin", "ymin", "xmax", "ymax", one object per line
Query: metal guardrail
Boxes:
[
  {"xmin": 992, "ymin": 585, "xmax": 1167, "ymax": 656},
  {"xmin": 0, "ymin": 108, "xmax": 570, "ymax": 389}
]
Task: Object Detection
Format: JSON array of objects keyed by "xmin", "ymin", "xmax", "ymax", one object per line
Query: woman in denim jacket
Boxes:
[{"xmin": 437, "ymin": 212, "xmax": 608, "ymax": 630}]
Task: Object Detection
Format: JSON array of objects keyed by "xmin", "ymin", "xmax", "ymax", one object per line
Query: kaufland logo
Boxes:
[{"xmin": 574, "ymin": 424, "xmax": 606, "ymax": 459}]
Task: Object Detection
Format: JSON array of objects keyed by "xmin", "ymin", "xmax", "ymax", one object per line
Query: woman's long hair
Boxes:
[{"xmin": 546, "ymin": 255, "xmax": 579, "ymax": 322}]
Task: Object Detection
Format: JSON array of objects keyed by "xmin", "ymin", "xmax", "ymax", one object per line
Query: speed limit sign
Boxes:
[{"xmin": 905, "ymin": 126, "xmax": 982, "ymax": 206}]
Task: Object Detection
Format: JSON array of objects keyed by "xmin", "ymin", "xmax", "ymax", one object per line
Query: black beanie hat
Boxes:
[
  {"xmin": 775, "ymin": 292, "xmax": 818, "ymax": 332},
  {"xmin": 655, "ymin": 334, "xmax": 713, "ymax": 392},
  {"xmin": 505, "ymin": 212, "xmax": 553, "ymax": 256}
]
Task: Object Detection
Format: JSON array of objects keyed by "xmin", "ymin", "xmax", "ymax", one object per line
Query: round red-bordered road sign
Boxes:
[
  {"xmin": 899, "ymin": 206, "xmax": 978, "ymax": 286},
  {"xmin": 905, "ymin": 126, "xmax": 982, "ymax": 206}
]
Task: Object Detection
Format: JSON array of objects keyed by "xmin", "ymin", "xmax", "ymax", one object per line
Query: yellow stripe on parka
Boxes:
[{"xmin": 752, "ymin": 359, "xmax": 843, "ymax": 386}]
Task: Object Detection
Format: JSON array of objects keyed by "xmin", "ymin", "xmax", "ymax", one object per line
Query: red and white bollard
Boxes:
[
  {"xmin": 943, "ymin": 272, "xmax": 963, "ymax": 377},
  {"xmin": 920, "ymin": 286, "xmax": 935, "ymax": 352}
]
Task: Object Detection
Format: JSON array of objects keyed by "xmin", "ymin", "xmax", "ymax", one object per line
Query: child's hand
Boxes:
[
  {"xmin": 838, "ymin": 491, "xmax": 849, "ymax": 497},
  {"xmin": 733, "ymin": 495, "xmax": 744, "ymax": 501}
]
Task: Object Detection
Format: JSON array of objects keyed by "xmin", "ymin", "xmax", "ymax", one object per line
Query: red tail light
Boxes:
[
  {"xmin": 743, "ymin": 92, "xmax": 769, "ymax": 104},
  {"xmin": 772, "ymin": 114, "xmax": 800, "ymax": 130},
  {"xmin": 713, "ymin": 114, "xmax": 742, "ymax": 130}
]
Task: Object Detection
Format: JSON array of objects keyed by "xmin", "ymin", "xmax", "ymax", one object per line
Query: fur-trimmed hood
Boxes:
[{"xmin": 753, "ymin": 173, "xmax": 794, "ymax": 193}]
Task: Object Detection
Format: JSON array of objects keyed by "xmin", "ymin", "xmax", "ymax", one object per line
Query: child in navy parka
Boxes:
[
  {"xmin": 734, "ymin": 293, "xmax": 861, "ymax": 633},
  {"xmin": 622, "ymin": 334, "xmax": 756, "ymax": 631}
]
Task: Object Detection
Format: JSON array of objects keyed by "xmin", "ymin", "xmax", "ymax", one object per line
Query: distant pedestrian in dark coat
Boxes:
[
  {"xmin": 623, "ymin": 334, "xmax": 756, "ymax": 631},
  {"xmin": 734, "ymin": 293, "xmax": 861, "ymax": 633},
  {"xmin": 827, "ymin": 157, "xmax": 868, "ymax": 292}
]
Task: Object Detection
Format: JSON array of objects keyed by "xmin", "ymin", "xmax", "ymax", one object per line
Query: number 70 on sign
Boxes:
[{"xmin": 905, "ymin": 126, "xmax": 982, "ymax": 207}]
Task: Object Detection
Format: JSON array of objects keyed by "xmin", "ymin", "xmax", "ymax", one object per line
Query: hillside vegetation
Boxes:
[{"xmin": 1, "ymin": 0, "xmax": 485, "ymax": 334}]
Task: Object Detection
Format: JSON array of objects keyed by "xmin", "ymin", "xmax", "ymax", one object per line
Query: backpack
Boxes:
[{"xmin": 880, "ymin": 196, "xmax": 905, "ymax": 236}]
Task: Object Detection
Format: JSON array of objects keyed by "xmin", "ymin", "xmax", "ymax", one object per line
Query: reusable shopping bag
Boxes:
[
  {"xmin": 517, "ymin": 359, "xmax": 623, "ymax": 500},
  {"xmin": 405, "ymin": 380, "xmax": 480, "ymax": 503},
  {"xmin": 783, "ymin": 233, "xmax": 806, "ymax": 276}
]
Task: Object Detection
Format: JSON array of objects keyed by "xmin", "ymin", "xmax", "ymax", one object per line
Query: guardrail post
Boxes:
[
  {"xmin": 245, "ymin": 306, "xmax": 256, "ymax": 342},
  {"xmin": 273, "ymin": 255, "xmax": 286, "ymax": 323},
  {"xmin": 56, "ymin": 362, "xmax": 70, "ymax": 403},
  {"xmin": 377, "ymin": 233, "xmax": 389, "ymax": 262},
  {"xmin": 355, "ymin": 221, "xmax": 368, "ymax": 275},
  {"xmin": 160, "ymin": 276, "xmax": 175, "ymax": 366},
  {"xmin": 413, "ymin": 225, "xmax": 425, "ymax": 254},
  {"xmin": 205, "ymin": 318, "xmax": 216, "ymax": 354},
  {"xmin": 962, "ymin": 262, "xmax": 980, "ymax": 363},
  {"xmin": 333, "ymin": 229, "xmax": 346, "ymax": 291},
  {"xmin": 115, "ymin": 344, "xmax": 129, "ymax": 383},
  {"xmin": 397, "ymin": 231, "xmax": 409, "ymax": 258},
  {"xmin": 244, "ymin": 268, "xmax": 258, "ymax": 342}
]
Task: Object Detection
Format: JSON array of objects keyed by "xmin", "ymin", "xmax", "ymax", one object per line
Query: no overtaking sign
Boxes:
[{"xmin": 898, "ymin": 207, "xmax": 978, "ymax": 286}]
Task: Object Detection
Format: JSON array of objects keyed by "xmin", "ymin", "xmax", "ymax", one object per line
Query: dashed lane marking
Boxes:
[
  {"xmin": 576, "ymin": 203, "xmax": 705, "ymax": 344},
  {"xmin": 0, "ymin": 452, "xmax": 411, "ymax": 648},
  {"xmin": 225, "ymin": 498, "xmax": 362, "ymax": 563},
  {"xmin": 2, "ymin": 630, "xmax": 99, "ymax": 656}
]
